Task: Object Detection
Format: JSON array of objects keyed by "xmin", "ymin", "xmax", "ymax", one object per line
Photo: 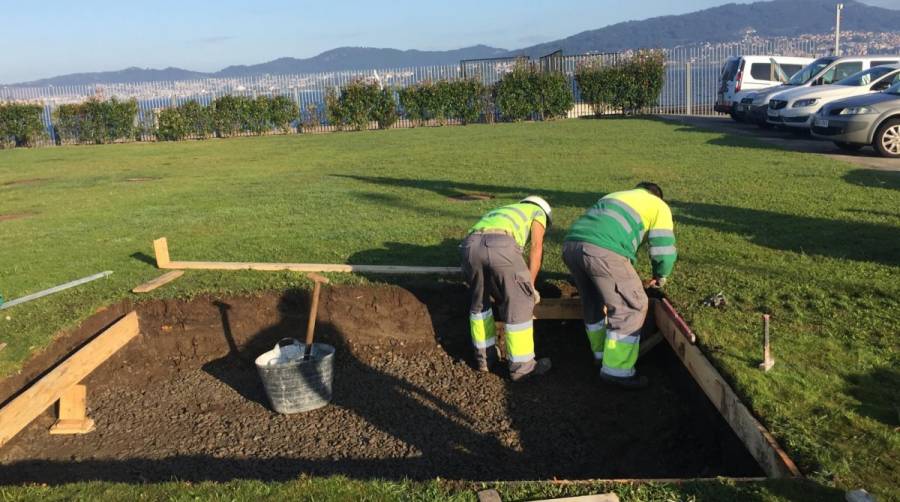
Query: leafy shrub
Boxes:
[
  {"xmin": 180, "ymin": 100, "xmax": 214, "ymax": 138},
  {"xmin": 493, "ymin": 62, "xmax": 572, "ymax": 121},
  {"xmin": 325, "ymin": 80, "xmax": 397, "ymax": 131},
  {"xmin": 156, "ymin": 107, "xmax": 188, "ymax": 141},
  {"xmin": 211, "ymin": 95, "xmax": 250, "ymax": 137},
  {"xmin": 0, "ymin": 103, "xmax": 46, "ymax": 148},
  {"xmin": 301, "ymin": 103, "xmax": 322, "ymax": 132},
  {"xmin": 576, "ymin": 50, "xmax": 666, "ymax": 115},
  {"xmin": 53, "ymin": 98, "xmax": 138, "ymax": 144},
  {"xmin": 269, "ymin": 95, "xmax": 299, "ymax": 133},
  {"xmin": 398, "ymin": 79, "xmax": 486, "ymax": 125}
]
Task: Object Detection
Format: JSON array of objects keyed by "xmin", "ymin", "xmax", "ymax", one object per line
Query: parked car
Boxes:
[
  {"xmin": 715, "ymin": 56, "xmax": 812, "ymax": 118},
  {"xmin": 740, "ymin": 55, "xmax": 900, "ymax": 127},
  {"xmin": 811, "ymin": 82, "xmax": 900, "ymax": 157},
  {"xmin": 766, "ymin": 64, "xmax": 900, "ymax": 130}
]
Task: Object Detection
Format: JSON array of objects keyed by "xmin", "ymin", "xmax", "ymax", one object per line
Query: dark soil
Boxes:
[
  {"xmin": 1, "ymin": 178, "xmax": 47, "ymax": 187},
  {"xmin": 0, "ymin": 213, "xmax": 33, "ymax": 222},
  {"xmin": 448, "ymin": 193, "xmax": 494, "ymax": 202},
  {"xmin": 0, "ymin": 284, "xmax": 762, "ymax": 484}
]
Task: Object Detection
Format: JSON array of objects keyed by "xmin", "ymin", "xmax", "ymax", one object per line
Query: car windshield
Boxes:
[
  {"xmin": 787, "ymin": 57, "xmax": 836, "ymax": 85},
  {"xmin": 835, "ymin": 66, "xmax": 896, "ymax": 86}
]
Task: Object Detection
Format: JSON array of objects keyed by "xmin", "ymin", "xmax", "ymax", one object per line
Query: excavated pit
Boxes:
[{"xmin": 0, "ymin": 284, "xmax": 762, "ymax": 484}]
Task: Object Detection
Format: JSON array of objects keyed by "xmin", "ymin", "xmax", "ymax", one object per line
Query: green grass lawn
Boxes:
[{"xmin": 0, "ymin": 118, "xmax": 897, "ymax": 501}]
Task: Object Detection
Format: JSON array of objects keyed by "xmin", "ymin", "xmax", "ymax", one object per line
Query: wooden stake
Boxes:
[
  {"xmin": 153, "ymin": 237, "xmax": 170, "ymax": 268},
  {"xmin": 49, "ymin": 384, "xmax": 95, "ymax": 435},
  {"xmin": 759, "ymin": 314, "xmax": 775, "ymax": 372},
  {"xmin": 304, "ymin": 273, "xmax": 329, "ymax": 359},
  {"xmin": 132, "ymin": 270, "xmax": 184, "ymax": 293}
]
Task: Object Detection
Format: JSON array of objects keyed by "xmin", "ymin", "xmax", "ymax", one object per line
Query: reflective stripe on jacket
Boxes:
[
  {"xmin": 565, "ymin": 188, "xmax": 677, "ymax": 278},
  {"xmin": 468, "ymin": 203, "xmax": 548, "ymax": 248}
]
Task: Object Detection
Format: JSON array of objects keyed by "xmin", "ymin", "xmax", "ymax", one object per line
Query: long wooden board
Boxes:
[
  {"xmin": 653, "ymin": 299, "xmax": 801, "ymax": 478},
  {"xmin": 533, "ymin": 298, "xmax": 582, "ymax": 319},
  {"xmin": 132, "ymin": 270, "xmax": 184, "ymax": 293},
  {"xmin": 152, "ymin": 237, "xmax": 460, "ymax": 274},
  {"xmin": 0, "ymin": 312, "xmax": 140, "ymax": 448}
]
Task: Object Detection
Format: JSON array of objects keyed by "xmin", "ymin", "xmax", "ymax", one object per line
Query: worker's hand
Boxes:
[
  {"xmin": 533, "ymin": 289, "xmax": 541, "ymax": 305},
  {"xmin": 644, "ymin": 277, "xmax": 667, "ymax": 289}
]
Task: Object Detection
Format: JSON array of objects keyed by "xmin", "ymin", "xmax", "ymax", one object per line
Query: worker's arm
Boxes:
[
  {"xmin": 648, "ymin": 204, "xmax": 677, "ymax": 284},
  {"xmin": 528, "ymin": 220, "xmax": 545, "ymax": 286}
]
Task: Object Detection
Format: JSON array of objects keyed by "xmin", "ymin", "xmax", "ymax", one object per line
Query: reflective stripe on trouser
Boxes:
[
  {"xmin": 506, "ymin": 319, "xmax": 535, "ymax": 364},
  {"xmin": 601, "ymin": 329, "xmax": 640, "ymax": 377},
  {"xmin": 585, "ymin": 320, "xmax": 606, "ymax": 361},
  {"xmin": 470, "ymin": 309, "xmax": 497, "ymax": 350}
]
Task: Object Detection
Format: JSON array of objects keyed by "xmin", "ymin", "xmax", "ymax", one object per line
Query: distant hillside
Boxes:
[
  {"xmin": 513, "ymin": 0, "xmax": 900, "ymax": 56},
  {"xmin": 216, "ymin": 45, "xmax": 507, "ymax": 77},
  {"xmin": 9, "ymin": 0, "xmax": 900, "ymax": 86}
]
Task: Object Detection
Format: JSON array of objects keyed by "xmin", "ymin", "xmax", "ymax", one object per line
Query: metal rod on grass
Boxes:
[
  {"xmin": 0, "ymin": 271, "xmax": 113, "ymax": 311},
  {"xmin": 759, "ymin": 314, "xmax": 775, "ymax": 372}
]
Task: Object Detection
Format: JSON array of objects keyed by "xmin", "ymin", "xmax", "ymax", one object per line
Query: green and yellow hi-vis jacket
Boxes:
[
  {"xmin": 468, "ymin": 202, "xmax": 548, "ymax": 248},
  {"xmin": 566, "ymin": 188, "xmax": 677, "ymax": 278}
]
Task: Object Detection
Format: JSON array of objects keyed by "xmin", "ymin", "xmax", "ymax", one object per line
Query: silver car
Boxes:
[{"xmin": 810, "ymin": 82, "xmax": 900, "ymax": 158}]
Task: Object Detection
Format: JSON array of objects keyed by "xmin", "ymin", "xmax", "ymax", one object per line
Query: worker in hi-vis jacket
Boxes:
[
  {"xmin": 563, "ymin": 182, "xmax": 677, "ymax": 389},
  {"xmin": 460, "ymin": 196, "xmax": 552, "ymax": 382}
]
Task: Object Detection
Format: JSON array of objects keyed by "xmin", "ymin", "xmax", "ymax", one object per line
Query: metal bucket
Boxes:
[{"xmin": 254, "ymin": 338, "xmax": 335, "ymax": 414}]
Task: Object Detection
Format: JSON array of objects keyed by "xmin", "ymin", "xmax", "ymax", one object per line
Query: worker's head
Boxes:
[
  {"xmin": 520, "ymin": 195, "xmax": 552, "ymax": 229},
  {"xmin": 636, "ymin": 182, "xmax": 664, "ymax": 200}
]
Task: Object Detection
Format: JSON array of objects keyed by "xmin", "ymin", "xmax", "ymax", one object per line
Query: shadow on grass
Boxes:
[
  {"xmin": 671, "ymin": 201, "xmax": 900, "ymax": 267},
  {"xmin": 129, "ymin": 252, "xmax": 156, "ymax": 266},
  {"xmin": 843, "ymin": 169, "xmax": 900, "ymax": 191},
  {"xmin": 340, "ymin": 175, "xmax": 900, "ymax": 268},
  {"xmin": 844, "ymin": 366, "xmax": 900, "ymax": 428}
]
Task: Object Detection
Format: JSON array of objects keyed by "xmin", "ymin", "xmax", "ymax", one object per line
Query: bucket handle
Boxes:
[{"xmin": 272, "ymin": 337, "xmax": 301, "ymax": 358}]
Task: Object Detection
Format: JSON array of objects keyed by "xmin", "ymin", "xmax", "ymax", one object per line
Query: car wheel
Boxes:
[
  {"xmin": 834, "ymin": 142, "xmax": 863, "ymax": 152},
  {"xmin": 874, "ymin": 119, "xmax": 900, "ymax": 158}
]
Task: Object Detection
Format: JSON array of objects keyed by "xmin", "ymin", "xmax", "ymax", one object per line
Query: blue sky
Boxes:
[{"xmin": 0, "ymin": 0, "xmax": 895, "ymax": 83}]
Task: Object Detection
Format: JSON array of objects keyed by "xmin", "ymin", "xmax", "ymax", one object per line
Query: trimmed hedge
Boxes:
[
  {"xmin": 493, "ymin": 62, "xmax": 573, "ymax": 121},
  {"xmin": 53, "ymin": 98, "xmax": 138, "ymax": 144},
  {"xmin": 398, "ymin": 79, "xmax": 487, "ymax": 126},
  {"xmin": 0, "ymin": 103, "xmax": 46, "ymax": 148},
  {"xmin": 576, "ymin": 50, "xmax": 666, "ymax": 115},
  {"xmin": 159, "ymin": 96, "xmax": 298, "ymax": 141},
  {"xmin": 326, "ymin": 80, "xmax": 397, "ymax": 131}
]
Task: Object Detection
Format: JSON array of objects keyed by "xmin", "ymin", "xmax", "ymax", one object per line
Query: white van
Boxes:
[{"xmin": 715, "ymin": 56, "xmax": 813, "ymax": 117}]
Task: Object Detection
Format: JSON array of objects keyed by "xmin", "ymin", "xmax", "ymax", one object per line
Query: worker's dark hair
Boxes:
[{"xmin": 636, "ymin": 181, "xmax": 664, "ymax": 200}]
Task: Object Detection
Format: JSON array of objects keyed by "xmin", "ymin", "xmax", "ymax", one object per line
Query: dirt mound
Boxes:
[{"xmin": 0, "ymin": 285, "xmax": 762, "ymax": 484}]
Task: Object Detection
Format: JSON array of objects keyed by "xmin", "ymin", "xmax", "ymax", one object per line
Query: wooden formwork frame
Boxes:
[{"xmin": 0, "ymin": 312, "xmax": 140, "ymax": 448}]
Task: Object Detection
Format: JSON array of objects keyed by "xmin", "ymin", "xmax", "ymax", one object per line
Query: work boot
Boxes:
[
  {"xmin": 599, "ymin": 371, "xmax": 649, "ymax": 390},
  {"xmin": 510, "ymin": 358, "xmax": 552, "ymax": 382},
  {"xmin": 475, "ymin": 347, "xmax": 499, "ymax": 373}
]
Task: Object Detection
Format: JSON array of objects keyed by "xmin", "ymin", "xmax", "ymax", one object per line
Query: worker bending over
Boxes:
[
  {"xmin": 563, "ymin": 182, "xmax": 676, "ymax": 389},
  {"xmin": 461, "ymin": 196, "xmax": 552, "ymax": 382}
]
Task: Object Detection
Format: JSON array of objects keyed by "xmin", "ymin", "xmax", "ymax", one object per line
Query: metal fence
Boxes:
[{"xmin": 2, "ymin": 40, "xmax": 826, "ymax": 147}]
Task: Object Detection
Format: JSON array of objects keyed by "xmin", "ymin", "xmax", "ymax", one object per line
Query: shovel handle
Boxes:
[{"xmin": 304, "ymin": 279, "xmax": 324, "ymax": 357}]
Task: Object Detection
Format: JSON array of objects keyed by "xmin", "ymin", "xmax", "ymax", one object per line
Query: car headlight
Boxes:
[
  {"xmin": 793, "ymin": 98, "xmax": 819, "ymax": 108},
  {"xmin": 839, "ymin": 106, "xmax": 874, "ymax": 115}
]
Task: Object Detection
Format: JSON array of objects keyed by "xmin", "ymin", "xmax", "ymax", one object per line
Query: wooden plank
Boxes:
[
  {"xmin": 0, "ymin": 342, "xmax": 6, "ymax": 353},
  {"xmin": 653, "ymin": 299, "xmax": 801, "ymax": 478},
  {"xmin": 152, "ymin": 237, "xmax": 461, "ymax": 275},
  {"xmin": 638, "ymin": 331, "xmax": 663, "ymax": 356},
  {"xmin": 477, "ymin": 489, "xmax": 503, "ymax": 502},
  {"xmin": 0, "ymin": 312, "xmax": 140, "ymax": 448},
  {"xmin": 166, "ymin": 260, "xmax": 461, "ymax": 275},
  {"xmin": 132, "ymin": 270, "xmax": 184, "ymax": 293},
  {"xmin": 534, "ymin": 298, "xmax": 582, "ymax": 319},
  {"xmin": 533, "ymin": 495, "xmax": 620, "ymax": 502},
  {"xmin": 153, "ymin": 237, "xmax": 170, "ymax": 268}
]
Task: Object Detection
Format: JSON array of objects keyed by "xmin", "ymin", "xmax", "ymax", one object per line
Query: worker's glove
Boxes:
[
  {"xmin": 533, "ymin": 289, "xmax": 541, "ymax": 305},
  {"xmin": 655, "ymin": 277, "xmax": 668, "ymax": 288}
]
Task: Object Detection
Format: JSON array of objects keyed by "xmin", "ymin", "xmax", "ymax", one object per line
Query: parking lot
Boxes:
[{"xmin": 660, "ymin": 115, "xmax": 900, "ymax": 171}]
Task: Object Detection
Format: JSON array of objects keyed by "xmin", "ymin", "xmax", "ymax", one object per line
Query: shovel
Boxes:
[{"xmin": 303, "ymin": 272, "xmax": 330, "ymax": 360}]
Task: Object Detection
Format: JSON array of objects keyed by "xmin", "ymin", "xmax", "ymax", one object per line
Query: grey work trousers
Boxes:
[
  {"xmin": 562, "ymin": 241, "xmax": 648, "ymax": 374},
  {"xmin": 460, "ymin": 232, "xmax": 537, "ymax": 374}
]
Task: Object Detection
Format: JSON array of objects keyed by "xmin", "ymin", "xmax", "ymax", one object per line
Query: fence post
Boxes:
[{"xmin": 685, "ymin": 62, "xmax": 692, "ymax": 116}]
